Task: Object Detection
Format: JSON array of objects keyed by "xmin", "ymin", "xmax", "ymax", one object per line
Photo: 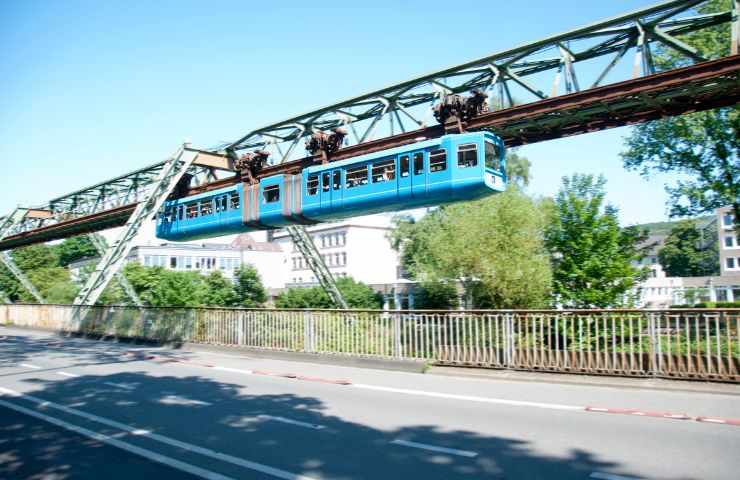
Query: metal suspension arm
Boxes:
[
  {"xmin": 286, "ymin": 226, "xmax": 348, "ymax": 309},
  {"xmin": 0, "ymin": 208, "xmax": 45, "ymax": 304}
]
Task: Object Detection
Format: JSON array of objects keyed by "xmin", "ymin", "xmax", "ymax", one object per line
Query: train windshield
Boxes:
[{"xmin": 485, "ymin": 141, "xmax": 501, "ymax": 171}]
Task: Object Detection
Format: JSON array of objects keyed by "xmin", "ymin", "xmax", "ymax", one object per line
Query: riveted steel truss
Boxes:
[
  {"xmin": 88, "ymin": 233, "xmax": 143, "ymax": 307},
  {"xmin": 0, "ymin": 208, "xmax": 44, "ymax": 304},
  {"xmin": 227, "ymin": 0, "xmax": 739, "ymax": 163},
  {"xmin": 74, "ymin": 146, "xmax": 199, "ymax": 309}
]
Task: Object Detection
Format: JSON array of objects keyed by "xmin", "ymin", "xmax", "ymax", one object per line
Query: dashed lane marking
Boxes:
[
  {"xmin": 103, "ymin": 382, "xmax": 136, "ymax": 391},
  {"xmin": 57, "ymin": 371, "xmax": 80, "ymax": 378},
  {"xmin": 390, "ymin": 439, "xmax": 478, "ymax": 458},
  {"xmin": 590, "ymin": 472, "xmax": 642, "ymax": 480},
  {"xmin": 0, "ymin": 397, "xmax": 236, "ymax": 480},
  {"xmin": 19, "ymin": 363, "xmax": 41, "ymax": 370},
  {"xmin": 0, "ymin": 386, "xmax": 319, "ymax": 480},
  {"xmin": 257, "ymin": 415, "xmax": 326, "ymax": 430}
]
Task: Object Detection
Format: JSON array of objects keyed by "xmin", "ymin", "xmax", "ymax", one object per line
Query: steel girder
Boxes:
[
  {"xmin": 87, "ymin": 233, "xmax": 143, "ymax": 307},
  {"xmin": 286, "ymin": 226, "xmax": 348, "ymax": 309},
  {"xmin": 0, "ymin": 208, "xmax": 45, "ymax": 304},
  {"xmin": 73, "ymin": 146, "xmax": 199, "ymax": 309},
  {"xmin": 0, "ymin": 149, "xmax": 232, "ymax": 251},
  {"xmin": 227, "ymin": 0, "xmax": 738, "ymax": 162}
]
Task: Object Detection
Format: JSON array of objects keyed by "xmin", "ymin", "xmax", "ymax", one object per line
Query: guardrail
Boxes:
[{"xmin": 1, "ymin": 304, "xmax": 738, "ymax": 382}]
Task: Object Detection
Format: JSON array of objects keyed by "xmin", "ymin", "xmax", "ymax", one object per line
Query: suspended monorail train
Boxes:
[{"xmin": 156, "ymin": 131, "xmax": 507, "ymax": 241}]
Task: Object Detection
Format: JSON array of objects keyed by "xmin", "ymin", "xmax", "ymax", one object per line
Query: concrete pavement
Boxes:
[{"xmin": 1, "ymin": 325, "xmax": 739, "ymax": 479}]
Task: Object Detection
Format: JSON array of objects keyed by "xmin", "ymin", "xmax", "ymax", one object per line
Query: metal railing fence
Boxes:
[{"xmin": 1, "ymin": 304, "xmax": 737, "ymax": 382}]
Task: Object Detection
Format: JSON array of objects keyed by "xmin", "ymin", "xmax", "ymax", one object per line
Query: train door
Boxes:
[
  {"xmin": 319, "ymin": 171, "xmax": 331, "ymax": 214},
  {"xmin": 398, "ymin": 153, "xmax": 411, "ymax": 201},
  {"xmin": 410, "ymin": 150, "xmax": 427, "ymax": 198},
  {"xmin": 330, "ymin": 169, "xmax": 343, "ymax": 211}
]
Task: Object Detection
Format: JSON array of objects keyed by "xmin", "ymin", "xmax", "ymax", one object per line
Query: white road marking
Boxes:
[
  {"xmin": 159, "ymin": 395, "xmax": 213, "ymax": 407},
  {"xmin": 352, "ymin": 384, "xmax": 582, "ymax": 412},
  {"xmin": 126, "ymin": 347, "xmax": 166, "ymax": 352},
  {"xmin": 213, "ymin": 366, "xmax": 254, "ymax": 375},
  {"xmin": 103, "ymin": 382, "xmax": 136, "ymax": 391},
  {"xmin": 0, "ymin": 397, "xmax": 235, "ymax": 480},
  {"xmin": 390, "ymin": 439, "xmax": 478, "ymax": 458},
  {"xmin": 258, "ymin": 415, "xmax": 325, "ymax": 430},
  {"xmin": 19, "ymin": 363, "xmax": 41, "ymax": 370},
  {"xmin": 590, "ymin": 472, "xmax": 642, "ymax": 480},
  {"xmin": 0, "ymin": 386, "xmax": 318, "ymax": 480},
  {"xmin": 57, "ymin": 371, "xmax": 80, "ymax": 378}
]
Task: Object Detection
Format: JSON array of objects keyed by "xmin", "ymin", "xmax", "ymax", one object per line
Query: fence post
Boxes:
[
  {"xmin": 393, "ymin": 313, "xmax": 402, "ymax": 358},
  {"xmin": 303, "ymin": 311, "xmax": 314, "ymax": 353},
  {"xmin": 648, "ymin": 312, "xmax": 659, "ymax": 376},
  {"xmin": 504, "ymin": 312, "xmax": 514, "ymax": 367}
]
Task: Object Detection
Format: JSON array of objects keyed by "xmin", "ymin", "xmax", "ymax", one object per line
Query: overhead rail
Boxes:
[{"xmin": 0, "ymin": 0, "xmax": 738, "ymax": 254}]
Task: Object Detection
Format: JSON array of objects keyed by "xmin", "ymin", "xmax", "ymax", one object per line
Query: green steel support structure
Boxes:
[{"xmin": 0, "ymin": 0, "xmax": 737, "ymax": 307}]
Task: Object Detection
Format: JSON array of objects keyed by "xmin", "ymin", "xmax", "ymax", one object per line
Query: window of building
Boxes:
[
  {"xmin": 185, "ymin": 256, "xmax": 192, "ymax": 269},
  {"xmin": 342, "ymin": 252, "xmax": 347, "ymax": 265},
  {"xmin": 651, "ymin": 256, "xmax": 657, "ymax": 264},
  {"xmin": 340, "ymin": 232, "xmax": 346, "ymax": 246},
  {"xmin": 263, "ymin": 185, "xmax": 280, "ymax": 203},
  {"xmin": 372, "ymin": 159, "xmax": 396, "ymax": 183},
  {"xmin": 723, "ymin": 213, "xmax": 733, "ymax": 226},
  {"xmin": 413, "ymin": 152, "xmax": 424, "ymax": 175},
  {"xmin": 727, "ymin": 257, "xmax": 737, "ymax": 269},
  {"xmin": 144, "ymin": 255, "xmax": 152, "ymax": 267},
  {"xmin": 429, "ymin": 149, "xmax": 447, "ymax": 172},
  {"xmin": 229, "ymin": 192, "xmax": 239, "ymax": 210},
  {"xmin": 195, "ymin": 258, "xmax": 201, "ymax": 269},
  {"xmin": 399, "ymin": 155, "xmax": 409, "ymax": 177},
  {"xmin": 725, "ymin": 236, "xmax": 735, "ymax": 248},
  {"xmin": 346, "ymin": 165, "xmax": 368, "ymax": 188},
  {"xmin": 484, "ymin": 141, "xmax": 500, "ymax": 170},
  {"xmin": 307, "ymin": 175, "xmax": 319, "ymax": 195},
  {"xmin": 219, "ymin": 258, "xmax": 225, "ymax": 270},
  {"xmin": 457, "ymin": 143, "xmax": 478, "ymax": 168}
]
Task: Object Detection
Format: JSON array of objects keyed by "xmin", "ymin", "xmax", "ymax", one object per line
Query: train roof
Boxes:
[
  {"xmin": 166, "ymin": 183, "xmax": 240, "ymax": 204},
  {"xmin": 305, "ymin": 131, "xmax": 498, "ymax": 175}
]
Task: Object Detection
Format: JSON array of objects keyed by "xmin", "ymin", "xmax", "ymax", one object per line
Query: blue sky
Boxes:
[{"xmin": 1, "ymin": 0, "xmax": 681, "ymax": 226}]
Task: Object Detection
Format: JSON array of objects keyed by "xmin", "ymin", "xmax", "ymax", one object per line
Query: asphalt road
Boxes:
[{"xmin": 1, "ymin": 326, "xmax": 738, "ymax": 480}]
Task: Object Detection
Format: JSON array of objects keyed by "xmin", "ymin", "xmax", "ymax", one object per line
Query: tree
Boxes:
[
  {"xmin": 545, "ymin": 174, "xmax": 649, "ymax": 308},
  {"xmin": 658, "ymin": 219, "xmax": 719, "ymax": 277},
  {"xmin": 505, "ymin": 151, "xmax": 531, "ymax": 187},
  {"xmin": 123, "ymin": 263, "xmax": 205, "ymax": 307},
  {"xmin": 621, "ymin": 0, "xmax": 739, "ymax": 229},
  {"xmin": 55, "ymin": 236, "xmax": 98, "ymax": 267},
  {"xmin": 275, "ymin": 277, "xmax": 382, "ymax": 309},
  {"xmin": 414, "ymin": 280, "xmax": 458, "ymax": 310},
  {"xmin": 390, "ymin": 187, "xmax": 552, "ymax": 309},
  {"xmin": 233, "ymin": 265, "xmax": 267, "ymax": 307},
  {"xmin": 202, "ymin": 271, "xmax": 240, "ymax": 307}
]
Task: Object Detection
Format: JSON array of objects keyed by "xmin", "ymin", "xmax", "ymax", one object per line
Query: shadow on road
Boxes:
[{"xmin": 0, "ymin": 331, "xmax": 644, "ymax": 479}]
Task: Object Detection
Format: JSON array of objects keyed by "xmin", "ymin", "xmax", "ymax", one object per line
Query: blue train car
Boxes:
[{"xmin": 157, "ymin": 131, "xmax": 506, "ymax": 241}]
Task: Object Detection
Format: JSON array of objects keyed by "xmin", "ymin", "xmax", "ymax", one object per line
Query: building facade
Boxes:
[{"xmin": 718, "ymin": 206, "xmax": 739, "ymax": 277}]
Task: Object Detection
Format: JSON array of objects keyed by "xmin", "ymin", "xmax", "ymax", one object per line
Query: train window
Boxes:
[
  {"xmin": 263, "ymin": 185, "xmax": 280, "ymax": 203},
  {"xmin": 322, "ymin": 173, "xmax": 330, "ymax": 192},
  {"xmin": 178, "ymin": 205, "xmax": 184, "ymax": 221},
  {"xmin": 186, "ymin": 202, "xmax": 199, "ymax": 219},
  {"xmin": 333, "ymin": 171, "xmax": 341, "ymax": 190},
  {"xmin": 307, "ymin": 174, "xmax": 319, "ymax": 195},
  {"xmin": 400, "ymin": 155, "xmax": 409, "ymax": 177},
  {"xmin": 346, "ymin": 165, "xmax": 368, "ymax": 188},
  {"xmin": 372, "ymin": 159, "xmax": 396, "ymax": 183},
  {"xmin": 457, "ymin": 143, "xmax": 478, "ymax": 168},
  {"xmin": 485, "ymin": 142, "xmax": 500, "ymax": 170},
  {"xmin": 200, "ymin": 199, "xmax": 214, "ymax": 216},
  {"xmin": 164, "ymin": 207, "xmax": 174, "ymax": 223},
  {"xmin": 215, "ymin": 196, "xmax": 226, "ymax": 213},
  {"xmin": 413, "ymin": 152, "xmax": 424, "ymax": 175},
  {"xmin": 429, "ymin": 149, "xmax": 447, "ymax": 172},
  {"xmin": 229, "ymin": 192, "xmax": 239, "ymax": 209}
]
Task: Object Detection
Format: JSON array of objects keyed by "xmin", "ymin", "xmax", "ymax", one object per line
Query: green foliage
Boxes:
[
  {"xmin": 414, "ymin": 280, "xmax": 458, "ymax": 310},
  {"xmin": 202, "ymin": 271, "xmax": 240, "ymax": 307},
  {"xmin": 233, "ymin": 265, "xmax": 267, "ymax": 307},
  {"xmin": 54, "ymin": 236, "xmax": 98, "ymax": 267},
  {"xmin": 621, "ymin": 0, "xmax": 739, "ymax": 229},
  {"xmin": 390, "ymin": 187, "xmax": 552, "ymax": 309},
  {"xmin": 123, "ymin": 263, "xmax": 205, "ymax": 307},
  {"xmin": 505, "ymin": 151, "xmax": 531, "ymax": 187},
  {"xmin": 658, "ymin": 219, "xmax": 719, "ymax": 277},
  {"xmin": 545, "ymin": 174, "xmax": 649, "ymax": 308},
  {"xmin": 275, "ymin": 277, "xmax": 382, "ymax": 309}
]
